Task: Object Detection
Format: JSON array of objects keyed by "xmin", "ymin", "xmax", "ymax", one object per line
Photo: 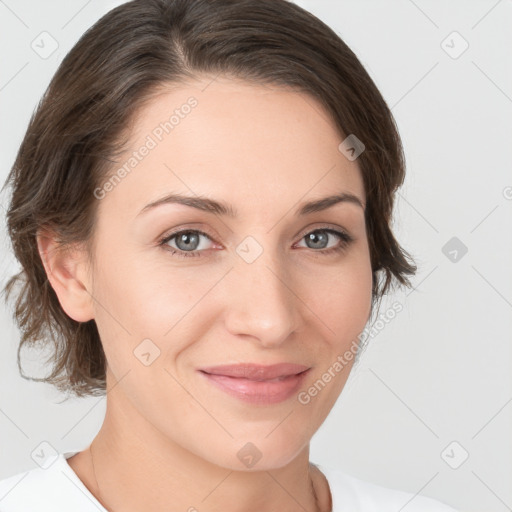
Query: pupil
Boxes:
[
  {"xmin": 177, "ymin": 232, "xmax": 198, "ymax": 251},
  {"xmin": 307, "ymin": 231, "xmax": 327, "ymax": 249}
]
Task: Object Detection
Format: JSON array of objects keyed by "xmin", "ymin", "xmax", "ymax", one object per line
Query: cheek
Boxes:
[
  {"xmin": 303, "ymin": 247, "xmax": 373, "ymax": 344},
  {"xmin": 299, "ymin": 250, "xmax": 372, "ymax": 408},
  {"xmin": 331, "ymin": 267, "xmax": 372, "ymax": 331},
  {"xmin": 90, "ymin": 245, "xmax": 212, "ymax": 371}
]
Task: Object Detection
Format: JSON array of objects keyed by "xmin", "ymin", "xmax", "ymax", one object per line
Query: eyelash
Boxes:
[{"xmin": 158, "ymin": 227, "xmax": 354, "ymax": 259}]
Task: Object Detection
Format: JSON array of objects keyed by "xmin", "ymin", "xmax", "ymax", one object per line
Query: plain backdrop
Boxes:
[{"xmin": 0, "ymin": 1, "xmax": 511, "ymax": 511}]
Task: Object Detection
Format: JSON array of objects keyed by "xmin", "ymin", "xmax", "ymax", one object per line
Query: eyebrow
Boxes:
[{"xmin": 137, "ymin": 191, "xmax": 365, "ymax": 218}]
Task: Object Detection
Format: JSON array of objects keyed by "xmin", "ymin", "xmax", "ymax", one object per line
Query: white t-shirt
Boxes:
[{"xmin": 0, "ymin": 449, "xmax": 458, "ymax": 511}]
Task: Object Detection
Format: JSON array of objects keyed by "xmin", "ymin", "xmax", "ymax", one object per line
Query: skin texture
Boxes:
[{"xmin": 37, "ymin": 77, "xmax": 373, "ymax": 512}]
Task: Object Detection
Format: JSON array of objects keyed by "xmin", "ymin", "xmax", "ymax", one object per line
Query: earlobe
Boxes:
[{"xmin": 36, "ymin": 228, "xmax": 95, "ymax": 323}]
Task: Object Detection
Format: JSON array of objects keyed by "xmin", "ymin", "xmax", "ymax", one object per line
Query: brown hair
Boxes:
[{"xmin": 1, "ymin": 0, "xmax": 416, "ymax": 398}]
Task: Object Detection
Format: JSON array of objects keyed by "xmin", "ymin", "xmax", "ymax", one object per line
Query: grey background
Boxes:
[{"xmin": 0, "ymin": 1, "xmax": 511, "ymax": 511}]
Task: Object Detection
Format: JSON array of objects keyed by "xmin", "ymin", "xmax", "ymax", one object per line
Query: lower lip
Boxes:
[{"xmin": 199, "ymin": 369, "xmax": 310, "ymax": 405}]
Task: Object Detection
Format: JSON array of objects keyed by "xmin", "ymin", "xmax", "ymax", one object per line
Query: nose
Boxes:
[{"xmin": 222, "ymin": 246, "xmax": 304, "ymax": 349}]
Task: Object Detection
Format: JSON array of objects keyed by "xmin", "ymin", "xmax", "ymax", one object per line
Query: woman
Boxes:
[{"xmin": 0, "ymin": 0, "xmax": 458, "ymax": 510}]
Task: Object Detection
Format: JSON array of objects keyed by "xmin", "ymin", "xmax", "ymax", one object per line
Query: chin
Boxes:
[{"xmin": 199, "ymin": 436, "xmax": 309, "ymax": 473}]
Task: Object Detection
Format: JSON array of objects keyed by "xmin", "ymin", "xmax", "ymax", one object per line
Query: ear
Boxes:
[{"xmin": 36, "ymin": 228, "xmax": 95, "ymax": 323}]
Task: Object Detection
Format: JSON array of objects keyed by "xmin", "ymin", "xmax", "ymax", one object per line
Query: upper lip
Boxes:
[{"xmin": 199, "ymin": 363, "xmax": 310, "ymax": 381}]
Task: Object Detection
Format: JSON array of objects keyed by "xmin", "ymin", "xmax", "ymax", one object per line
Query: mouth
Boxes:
[{"xmin": 198, "ymin": 363, "xmax": 311, "ymax": 404}]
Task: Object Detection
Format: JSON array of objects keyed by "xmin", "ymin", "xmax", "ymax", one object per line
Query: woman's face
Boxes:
[{"xmin": 87, "ymin": 77, "xmax": 372, "ymax": 470}]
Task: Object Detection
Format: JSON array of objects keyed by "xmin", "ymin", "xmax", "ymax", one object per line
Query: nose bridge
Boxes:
[{"xmin": 223, "ymin": 235, "xmax": 301, "ymax": 346}]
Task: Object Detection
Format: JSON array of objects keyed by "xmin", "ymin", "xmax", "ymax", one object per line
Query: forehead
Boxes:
[{"xmin": 98, "ymin": 77, "xmax": 365, "ymax": 219}]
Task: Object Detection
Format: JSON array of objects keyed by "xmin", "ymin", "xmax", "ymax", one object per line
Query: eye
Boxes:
[
  {"xmin": 295, "ymin": 228, "xmax": 354, "ymax": 255},
  {"xmin": 158, "ymin": 226, "xmax": 354, "ymax": 258},
  {"xmin": 159, "ymin": 229, "xmax": 214, "ymax": 257}
]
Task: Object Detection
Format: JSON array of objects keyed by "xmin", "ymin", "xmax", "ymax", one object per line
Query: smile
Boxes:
[{"xmin": 198, "ymin": 364, "xmax": 311, "ymax": 404}]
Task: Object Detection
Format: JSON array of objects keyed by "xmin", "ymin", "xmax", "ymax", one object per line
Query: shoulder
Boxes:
[
  {"xmin": 320, "ymin": 465, "xmax": 459, "ymax": 512},
  {"xmin": 0, "ymin": 451, "xmax": 103, "ymax": 512}
]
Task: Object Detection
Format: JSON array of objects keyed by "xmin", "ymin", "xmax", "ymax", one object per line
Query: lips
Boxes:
[
  {"xmin": 198, "ymin": 363, "xmax": 311, "ymax": 404},
  {"xmin": 198, "ymin": 363, "xmax": 310, "ymax": 380}
]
